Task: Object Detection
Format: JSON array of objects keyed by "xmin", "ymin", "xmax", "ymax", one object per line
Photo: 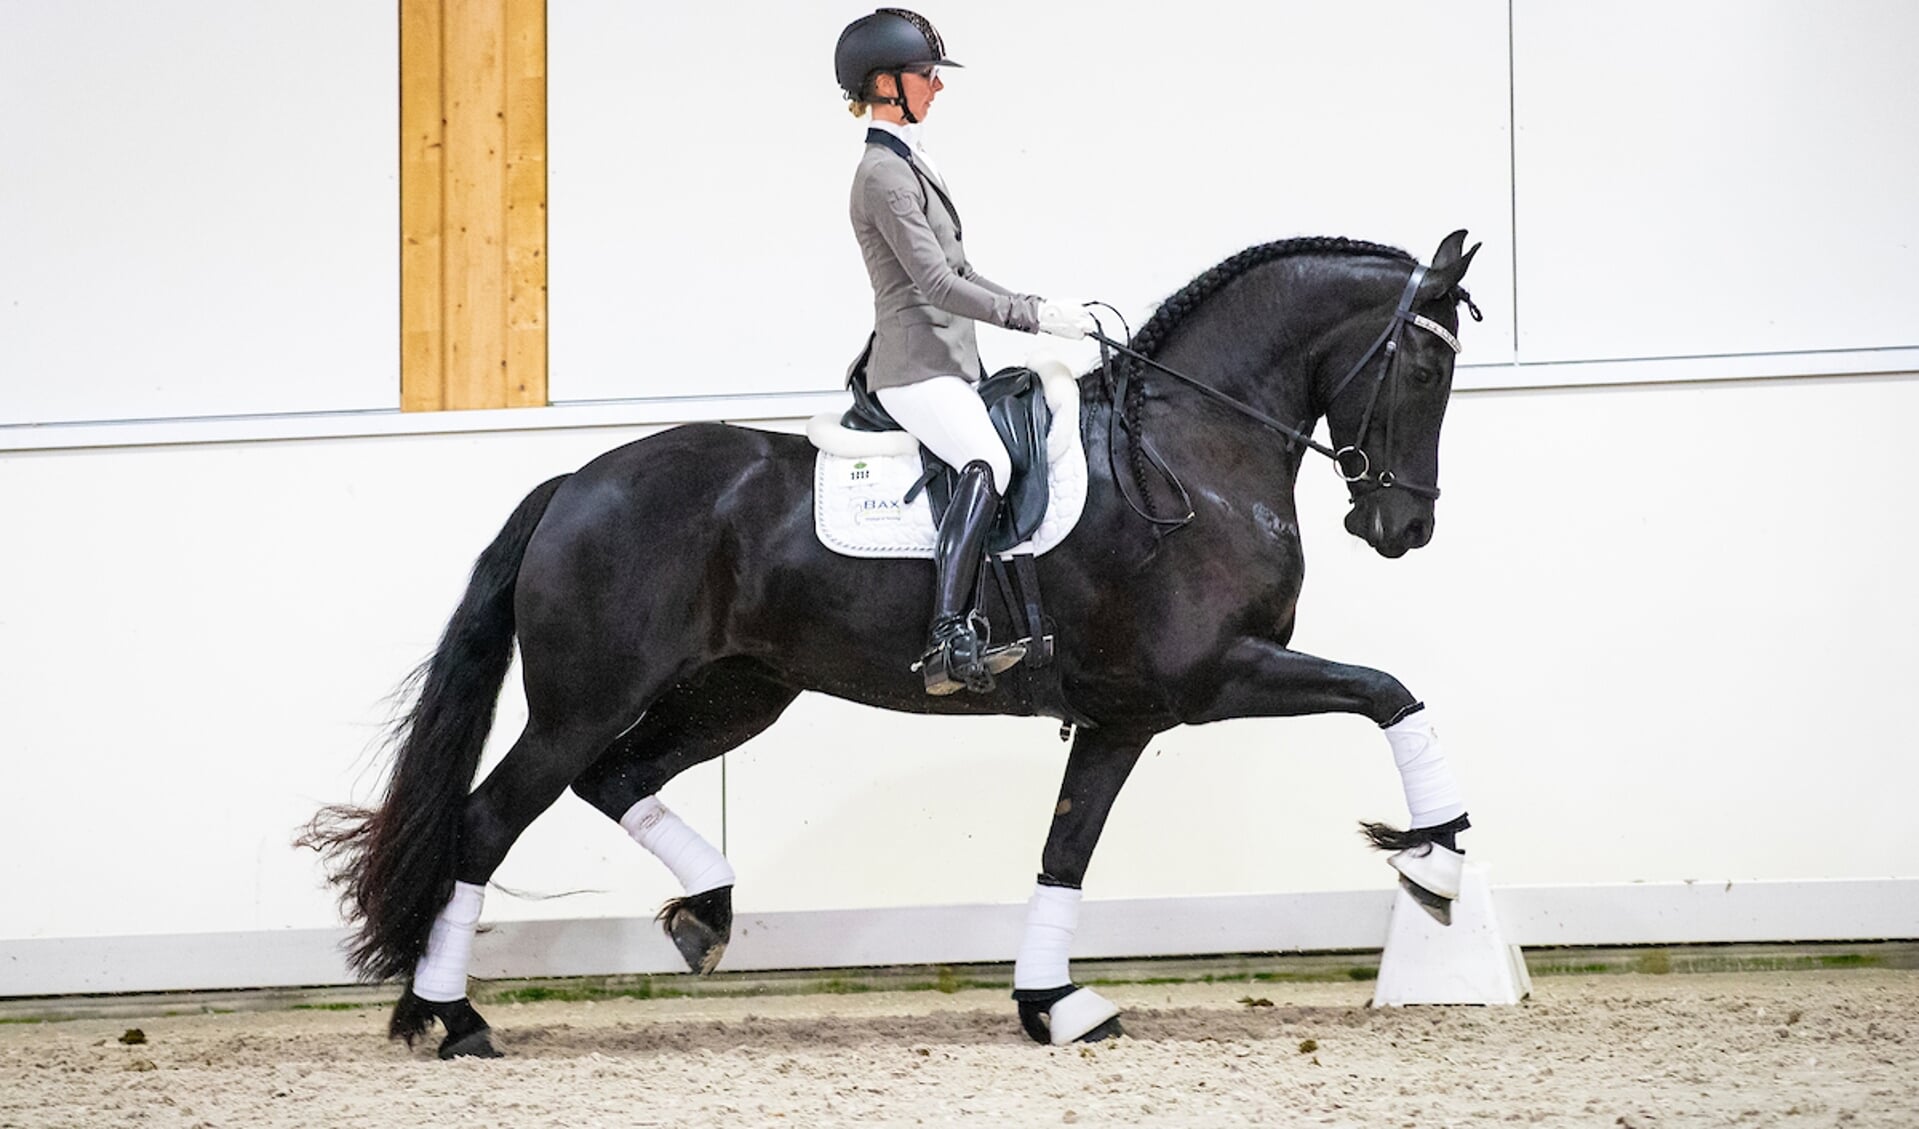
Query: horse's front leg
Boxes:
[
  {"xmin": 1010, "ymin": 723, "xmax": 1154, "ymax": 1045},
  {"xmin": 1180, "ymin": 638, "xmax": 1472, "ymax": 920}
]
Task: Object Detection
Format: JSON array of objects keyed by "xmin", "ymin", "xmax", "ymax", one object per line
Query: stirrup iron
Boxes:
[{"xmin": 917, "ymin": 614, "xmax": 1023, "ymax": 695}]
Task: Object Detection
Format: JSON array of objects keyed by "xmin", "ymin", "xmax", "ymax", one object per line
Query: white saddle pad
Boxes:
[{"xmin": 810, "ymin": 364, "xmax": 1088, "ymax": 560}]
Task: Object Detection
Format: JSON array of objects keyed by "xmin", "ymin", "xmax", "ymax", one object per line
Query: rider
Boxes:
[{"xmin": 836, "ymin": 8, "xmax": 1096, "ymax": 696}]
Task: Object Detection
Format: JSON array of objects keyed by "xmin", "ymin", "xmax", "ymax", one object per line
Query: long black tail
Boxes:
[{"xmin": 299, "ymin": 475, "xmax": 569, "ymax": 981}]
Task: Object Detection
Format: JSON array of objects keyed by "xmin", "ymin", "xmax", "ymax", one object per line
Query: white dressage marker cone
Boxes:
[{"xmin": 1372, "ymin": 861, "xmax": 1531, "ymax": 1007}]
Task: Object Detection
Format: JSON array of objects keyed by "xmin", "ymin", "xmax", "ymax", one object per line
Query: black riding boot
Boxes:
[{"xmin": 919, "ymin": 460, "xmax": 1026, "ymax": 695}]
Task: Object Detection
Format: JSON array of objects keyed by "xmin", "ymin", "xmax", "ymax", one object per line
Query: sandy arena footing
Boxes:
[{"xmin": 3, "ymin": 961, "xmax": 1917, "ymax": 1127}]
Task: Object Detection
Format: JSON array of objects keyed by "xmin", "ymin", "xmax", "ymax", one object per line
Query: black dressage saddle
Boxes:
[{"xmin": 842, "ymin": 336, "xmax": 1053, "ymax": 555}]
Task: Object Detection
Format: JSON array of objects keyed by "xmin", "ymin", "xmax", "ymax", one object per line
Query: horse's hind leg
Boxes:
[
  {"xmin": 400, "ymin": 707, "xmax": 656, "ymax": 1058},
  {"xmin": 570, "ymin": 659, "xmax": 801, "ymax": 974},
  {"xmin": 1011, "ymin": 723, "xmax": 1155, "ymax": 1045}
]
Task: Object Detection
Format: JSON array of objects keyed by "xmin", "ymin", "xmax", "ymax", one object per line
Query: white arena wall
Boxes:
[{"xmin": 2, "ymin": 1, "xmax": 1916, "ymax": 995}]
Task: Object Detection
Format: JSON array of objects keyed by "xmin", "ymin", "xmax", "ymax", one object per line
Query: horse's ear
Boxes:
[
  {"xmin": 1431, "ymin": 230, "xmax": 1470, "ymax": 271},
  {"xmin": 1418, "ymin": 239, "xmax": 1480, "ymax": 302}
]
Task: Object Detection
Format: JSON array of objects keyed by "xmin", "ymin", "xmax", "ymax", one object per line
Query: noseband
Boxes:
[{"xmin": 1089, "ymin": 263, "xmax": 1464, "ymax": 526}]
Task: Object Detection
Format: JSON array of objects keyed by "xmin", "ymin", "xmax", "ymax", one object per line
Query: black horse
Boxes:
[{"xmin": 307, "ymin": 231, "xmax": 1482, "ymax": 1055}]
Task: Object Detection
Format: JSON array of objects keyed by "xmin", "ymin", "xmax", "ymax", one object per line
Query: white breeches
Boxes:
[{"xmin": 876, "ymin": 375, "xmax": 1013, "ymax": 489}]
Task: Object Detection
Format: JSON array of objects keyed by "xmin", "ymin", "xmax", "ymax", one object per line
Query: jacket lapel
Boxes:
[
  {"xmin": 865, "ymin": 128, "xmax": 963, "ymax": 241},
  {"xmin": 865, "ymin": 127, "xmax": 912, "ymax": 163}
]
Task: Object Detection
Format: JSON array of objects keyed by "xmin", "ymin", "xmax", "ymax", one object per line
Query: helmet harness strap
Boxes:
[{"xmin": 868, "ymin": 68, "xmax": 918, "ymax": 123}]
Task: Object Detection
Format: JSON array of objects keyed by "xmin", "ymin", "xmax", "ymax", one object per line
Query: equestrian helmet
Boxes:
[{"xmin": 834, "ymin": 8, "xmax": 961, "ymax": 101}]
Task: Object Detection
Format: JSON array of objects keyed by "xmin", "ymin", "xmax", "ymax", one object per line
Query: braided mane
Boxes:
[{"xmin": 1129, "ymin": 236, "xmax": 1413, "ymax": 358}]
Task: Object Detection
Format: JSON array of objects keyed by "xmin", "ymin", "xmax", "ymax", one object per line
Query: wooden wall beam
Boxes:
[
  {"xmin": 503, "ymin": 0, "xmax": 548, "ymax": 408},
  {"xmin": 399, "ymin": 0, "xmax": 446, "ymax": 411},
  {"xmin": 400, "ymin": 0, "xmax": 547, "ymax": 412}
]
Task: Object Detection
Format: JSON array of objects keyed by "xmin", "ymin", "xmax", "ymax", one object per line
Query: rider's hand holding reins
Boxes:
[{"xmin": 1036, "ymin": 301, "xmax": 1099, "ymax": 340}]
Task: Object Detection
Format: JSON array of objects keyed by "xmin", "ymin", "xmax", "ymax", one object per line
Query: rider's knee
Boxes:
[{"xmin": 981, "ymin": 447, "xmax": 1012, "ymax": 492}]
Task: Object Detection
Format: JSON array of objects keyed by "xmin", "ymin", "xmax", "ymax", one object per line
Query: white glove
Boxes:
[{"xmin": 1036, "ymin": 300, "xmax": 1098, "ymax": 340}]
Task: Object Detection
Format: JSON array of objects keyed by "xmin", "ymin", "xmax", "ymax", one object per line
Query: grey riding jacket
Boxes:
[{"xmin": 849, "ymin": 129, "xmax": 1040, "ymax": 391}]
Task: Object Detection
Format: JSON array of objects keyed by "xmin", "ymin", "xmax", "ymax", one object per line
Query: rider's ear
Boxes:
[{"xmin": 1418, "ymin": 240, "xmax": 1480, "ymax": 303}]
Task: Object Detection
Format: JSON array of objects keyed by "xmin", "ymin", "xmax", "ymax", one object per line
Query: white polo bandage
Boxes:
[
  {"xmin": 620, "ymin": 796, "xmax": 735, "ymax": 895},
  {"xmin": 1385, "ymin": 708, "xmax": 1467, "ymax": 829},
  {"xmin": 412, "ymin": 880, "xmax": 485, "ymax": 1003},
  {"xmin": 1013, "ymin": 883, "xmax": 1081, "ymax": 990}
]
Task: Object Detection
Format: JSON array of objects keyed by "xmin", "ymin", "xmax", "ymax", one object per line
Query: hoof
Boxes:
[
  {"xmin": 392, "ymin": 991, "xmax": 502, "ymax": 1059},
  {"xmin": 1388, "ymin": 840, "xmax": 1464, "ymax": 927},
  {"xmin": 1013, "ymin": 985, "xmax": 1123, "ymax": 1045},
  {"xmin": 1398, "ymin": 875, "xmax": 1454, "ymax": 926},
  {"xmin": 438, "ymin": 1026, "xmax": 502, "ymax": 1060},
  {"xmin": 1015, "ymin": 999, "xmax": 1054, "ymax": 1044},
  {"xmin": 387, "ymin": 986, "xmax": 435, "ymax": 1046},
  {"xmin": 1388, "ymin": 841, "xmax": 1464, "ymax": 901},
  {"xmin": 658, "ymin": 885, "xmax": 734, "ymax": 975},
  {"xmin": 1076, "ymin": 1015, "xmax": 1125, "ymax": 1043}
]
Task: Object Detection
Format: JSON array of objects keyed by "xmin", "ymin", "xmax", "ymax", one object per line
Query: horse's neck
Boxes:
[
  {"xmin": 1144, "ymin": 311, "xmax": 1322, "ymax": 463},
  {"xmin": 1116, "ymin": 278, "xmax": 1380, "ymax": 508},
  {"xmin": 1073, "ymin": 345, "xmax": 1307, "ymax": 520}
]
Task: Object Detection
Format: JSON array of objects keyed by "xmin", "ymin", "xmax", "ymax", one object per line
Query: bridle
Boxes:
[
  {"xmin": 1320, "ymin": 264, "xmax": 1460, "ymax": 503},
  {"xmin": 1090, "ymin": 262, "xmax": 1470, "ymax": 528}
]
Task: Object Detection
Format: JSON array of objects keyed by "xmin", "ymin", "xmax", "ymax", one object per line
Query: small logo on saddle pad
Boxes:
[{"xmin": 856, "ymin": 495, "xmax": 903, "ymax": 524}]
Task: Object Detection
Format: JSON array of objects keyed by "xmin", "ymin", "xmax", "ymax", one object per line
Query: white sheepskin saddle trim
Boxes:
[{"xmin": 805, "ymin": 414, "xmax": 919, "ymax": 457}]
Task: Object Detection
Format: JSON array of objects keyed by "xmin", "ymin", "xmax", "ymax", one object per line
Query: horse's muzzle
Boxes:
[{"xmin": 1346, "ymin": 491, "xmax": 1435, "ymax": 559}]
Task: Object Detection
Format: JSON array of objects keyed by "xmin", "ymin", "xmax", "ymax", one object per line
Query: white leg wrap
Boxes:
[
  {"xmin": 412, "ymin": 880, "xmax": 485, "ymax": 1003},
  {"xmin": 1013, "ymin": 884, "xmax": 1081, "ymax": 990},
  {"xmin": 1384, "ymin": 708, "xmax": 1467, "ymax": 830},
  {"xmin": 620, "ymin": 796, "xmax": 735, "ymax": 895}
]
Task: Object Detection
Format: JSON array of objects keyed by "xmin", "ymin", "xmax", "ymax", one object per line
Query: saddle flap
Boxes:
[{"xmin": 922, "ymin": 366, "xmax": 1053, "ymax": 554}]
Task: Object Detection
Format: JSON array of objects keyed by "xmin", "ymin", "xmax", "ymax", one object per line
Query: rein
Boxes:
[{"xmin": 1091, "ymin": 263, "xmax": 1465, "ymax": 527}]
